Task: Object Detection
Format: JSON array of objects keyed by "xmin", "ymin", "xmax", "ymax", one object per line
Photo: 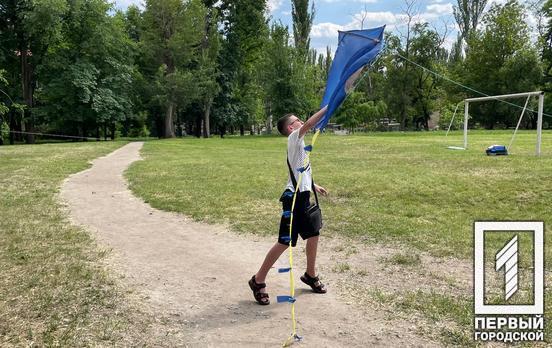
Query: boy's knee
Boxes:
[{"xmin": 277, "ymin": 241, "xmax": 292, "ymax": 249}]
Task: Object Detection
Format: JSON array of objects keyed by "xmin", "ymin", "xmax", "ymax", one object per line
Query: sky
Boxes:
[{"xmin": 113, "ymin": 0, "xmax": 533, "ymax": 56}]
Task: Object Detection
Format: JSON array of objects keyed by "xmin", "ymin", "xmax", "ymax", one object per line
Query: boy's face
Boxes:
[{"xmin": 287, "ymin": 115, "xmax": 304, "ymax": 135}]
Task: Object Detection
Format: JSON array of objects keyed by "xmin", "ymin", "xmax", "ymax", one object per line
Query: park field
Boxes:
[
  {"xmin": 1, "ymin": 130, "xmax": 551, "ymax": 345},
  {"xmin": 127, "ymin": 130, "xmax": 552, "ymax": 262},
  {"xmin": 0, "ymin": 141, "xmax": 158, "ymax": 346},
  {"xmin": 125, "ymin": 130, "xmax": 552, "ymax": 345}
]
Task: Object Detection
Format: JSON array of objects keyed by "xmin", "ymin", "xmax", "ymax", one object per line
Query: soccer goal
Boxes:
[{"xmin": 445, "ymin": 91, "xmax": 545, "ymax": 156}]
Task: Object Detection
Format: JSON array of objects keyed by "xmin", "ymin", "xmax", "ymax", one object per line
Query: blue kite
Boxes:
[{"xmin": 317, "ymin": 25, "xmax": 386, "ymax": 130}]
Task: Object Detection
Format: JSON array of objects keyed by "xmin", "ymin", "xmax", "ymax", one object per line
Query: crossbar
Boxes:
[{"xmin": 465, "ymin": 91, "xmax": 543, "ymax": 103}]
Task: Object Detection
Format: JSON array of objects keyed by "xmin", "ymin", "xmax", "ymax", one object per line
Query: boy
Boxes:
[{"xmin": 249, "ymin": 106, "xmax": 328, "ymax": 305}]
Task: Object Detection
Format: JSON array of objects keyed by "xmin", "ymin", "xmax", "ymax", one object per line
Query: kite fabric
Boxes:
[{"xmin": 317, "ymin": 25, "xmax": 386, "ymax": 130}]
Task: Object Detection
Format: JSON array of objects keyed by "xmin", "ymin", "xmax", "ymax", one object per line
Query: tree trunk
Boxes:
[
  {"xmin": 164, "ymin": 102, "xmax": 175, "ymax": 138},
  {"xmin": 400, "ymin": 114, "xmax": 407, "ymax": 130},
  {"xmin": 202, "ymin": 99, "xmax": 211, "ymax": 138},
  {"xmin": 195, "ymin": 114, "xmax": 201, "ymax": 138},
  {"xmin": 110, "ymin": 123, "xmax": 116, "ymax": 140},
  {"xmin": 9, "ymin": 110, "xmax": 15, "ymax": 145},
  {"xmin": 240, "ymin": 125, "xmax": 244, "ymax": 136},
  {"xmin": 21, "ymin": 49, "xmax": 35, "ymax": 144},
  {"xmin": 266, "ymin": 114, "xmax": 272, "ymax": 134}
]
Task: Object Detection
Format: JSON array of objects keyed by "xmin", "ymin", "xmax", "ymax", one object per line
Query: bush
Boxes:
[
  {"xmin": 0, "ymin": 119, "xmax": 9, "ymax": 144},
  {"xmin": 439, "ymin": 103, "xmax": 463, "ymax": 131}
]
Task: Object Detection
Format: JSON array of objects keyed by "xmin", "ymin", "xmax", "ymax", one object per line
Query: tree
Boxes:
[
  {"xmin": 409, "ymin": 23, "xmax": 446, "ymax": 130},
  {"xmin": 261, "ymin": 22, "xmax": 297, "ymax": 122},
  {"xmin": 540, "ymin": 0, "xmax": 552, "ymax": 118},
  {"xmin": 382, "ymin": 33, "xmax": 416, "ymax": 130},
  {"xmin": 0, "ymin": 70, "xmax": 9, "ymax": 145},
  {"xmin": 290, "ymin": 0, "xmax": 322, "ymax": 122},
  {"xmin": 141, "ymin": 0, "xmax": 206, "ymax": 138},
  {"xmin": 392, "ymin": 0, "xmax": 420, "ymax": 130},
  {"xmin": 36, "ymin": 0, "xmax": 135, "ymax": 139},
  {"xmin": 197, "ymin": 5, "xmax": 221, "ymax": 138},
  {"xmin": 464, "ymin": 0, "xmax": 541, "ymax": 128},
  {"xmin": 453, "ymin": 0, "xmax": 488, "ymax": 53},
  {"xmin": 213, "ymin": 0, "xmax": 267, "ymax": 137},
  {"xmin": 0, "ymin": 0, "xmax": 67, "ymax": 143},
  {"xmin": 291, "ymin": 0, "xmax": 315, "ymax": 58},
  {"xmin": 334, "ymin": 92, "xmax": 365, "ymax": 132}
]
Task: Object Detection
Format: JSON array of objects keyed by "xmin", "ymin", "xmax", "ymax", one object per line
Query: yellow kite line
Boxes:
[{"xmin": 282, "ymin": 129, "xmax": 321, "ymax": 347}]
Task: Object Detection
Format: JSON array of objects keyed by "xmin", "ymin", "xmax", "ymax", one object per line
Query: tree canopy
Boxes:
[{"xmin": 0, "ymin": 0, "xmax": 549, "ymax": 143}]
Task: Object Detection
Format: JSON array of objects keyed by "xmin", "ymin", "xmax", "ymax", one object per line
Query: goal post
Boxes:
[{"xmin": 462, "ymin": 91, "xmax": 545, "ymax": 156}]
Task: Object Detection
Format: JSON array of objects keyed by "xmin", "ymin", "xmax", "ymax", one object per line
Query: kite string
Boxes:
[
  {"xmin": 284, "ymin": 36, "xmax": 381, "ymax": 345},
  {"xmin": 282, "ymin": 129, "xmax": 321, "ymax": 347},
  {"xmin": 392, "ymin": 50, "xmax": 552, "ymax": 119}
]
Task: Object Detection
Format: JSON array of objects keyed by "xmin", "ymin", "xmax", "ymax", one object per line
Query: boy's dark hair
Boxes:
[{"xmin": 277, "ymin": 113, "xmax": 295, "ymax": 135}]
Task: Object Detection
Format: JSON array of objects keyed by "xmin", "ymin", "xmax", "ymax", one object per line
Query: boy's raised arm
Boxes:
[{"xmin": 299, "ymin": 105, "xmax": 328, "ymax": 138}]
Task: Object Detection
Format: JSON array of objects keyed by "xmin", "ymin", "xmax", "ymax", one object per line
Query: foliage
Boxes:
[
  {"xmin": 464, "ymin": 0, "xmax": 542, "ymax": 128},
  {"xmin": 334, "ymin": 91, "xmax": 388, "ymax": 131},
  {"xmin": 0, "ymin": 0, "xmax": 549, "ymax": 140},
  {"xmin": 409, "ymin": 23, "xmax": 447, "ymax": 130},
  {"xmin": 453, "ymin": 0, "xmax": 489, "ymax": 47},
  {"xmin": 212, "ymin": 0, "xmax": 268, "ymax": 136},
  {"xmin": 291, "ymin": 0, "xmax": 315, "ymax": 57},
  {"xmin": 140, "ymin": 0, "xmax": 207, "ymax": 137},
  {"xmin": 261, "ymin": 22, "xmax": 298, "ymax": 120},
  {"xmin": 0, "ymin": 70, "xmax": 8, "ymax": 116},
  {"xmin": 438, "ymin": 103, "xmax": 464, "ymax": 130},
  {"xmin": 32, "ymin": 0, "xmax": 135, "ymax": 138}
]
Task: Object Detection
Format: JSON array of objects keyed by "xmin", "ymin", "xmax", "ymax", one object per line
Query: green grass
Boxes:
[
  {"xmin": 126, "ymin": 130, "xmax": 552, "ymax": 344},
  {"xmin": 126, "ymin": 130, "xmax": 552, "ymax": 261},
  {"xmin": 0, "ymin": 141, "xmax": 154, "ymax": 346}
]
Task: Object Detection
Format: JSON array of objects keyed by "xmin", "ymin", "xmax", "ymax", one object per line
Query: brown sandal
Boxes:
[
  {"xmin": 300, "ymin": 272, "xmax": 327, "ymax": 293},
  {"xmin": 249, "ymin": 275, "xmax": 270, "ymax": 305}
]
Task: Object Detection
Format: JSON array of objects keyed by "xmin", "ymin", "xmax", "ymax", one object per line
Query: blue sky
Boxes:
[{"xmin": 113, "ymin": 0, "xmax": 523, "ymax": 55}]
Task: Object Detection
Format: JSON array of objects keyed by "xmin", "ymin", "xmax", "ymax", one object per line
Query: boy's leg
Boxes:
[
  {"xmin": 305, "ymin": 235, "xmax": 319, "ymax": 277},
  {"xmin": 302, "ymin": 235, "xmax": 326, "ymax": 293},
  {"xmin": 255, "ymin": 242, "xmax": 289, "ymax": 284}
]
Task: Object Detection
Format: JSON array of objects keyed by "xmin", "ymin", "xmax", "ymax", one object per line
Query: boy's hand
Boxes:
[{"xmin": 314, "ymin": 184, "xmax": 328, "ymax": 196}]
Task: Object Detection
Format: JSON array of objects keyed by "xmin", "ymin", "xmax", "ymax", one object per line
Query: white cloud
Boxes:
[
  {"xmin": 311, "ymin": 11, "xmax": 399, "ymax": 39},
  {"xmin": 268, "ymin": 0, "xmax": 283, "ymax": 13},
  {"xmin": 310, "ymin": 4, "xmax": 460, "ymax": 57},
  {"xmin": 352, "ymin": 11, "xmax": 403, "ymax": 29},
  {"xmin": 426, "ymin": 3, "xmax": 453, "ymax": 16},
  {"xmin": 311, "ymin": 22, "xmax": 347, "ymax": 38}
]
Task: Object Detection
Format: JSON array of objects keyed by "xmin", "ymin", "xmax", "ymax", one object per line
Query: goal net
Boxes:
[{"xmin": 445, "ymin": 91, "xmax": 545, "ymax": 156}]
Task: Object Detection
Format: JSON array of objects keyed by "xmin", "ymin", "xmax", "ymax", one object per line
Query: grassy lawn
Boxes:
[
  {"xmin": 126, "ymin": 130, "xmax": 552, "ymax": 344},
  {"xmin": 127, "ymin": 130, "xmax": 552, "ymax": 261},
  {"xmin": 0, "ymin": 141, "xmax": 152, "ymax": 346}
]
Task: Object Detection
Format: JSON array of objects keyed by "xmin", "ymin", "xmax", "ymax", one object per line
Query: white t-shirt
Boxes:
[{"xmin": 286, "ymin": 129, "xmax": 312, "ymax": 192}]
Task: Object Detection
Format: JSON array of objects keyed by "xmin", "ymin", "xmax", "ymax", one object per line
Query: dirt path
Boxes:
[{"xmin": 60, "ymin": 142, "xmax": 471, "ymax": 347}]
